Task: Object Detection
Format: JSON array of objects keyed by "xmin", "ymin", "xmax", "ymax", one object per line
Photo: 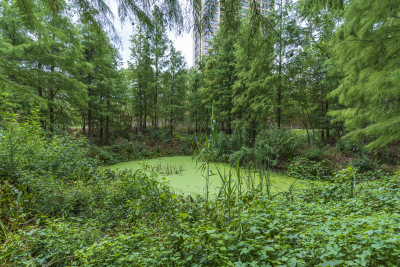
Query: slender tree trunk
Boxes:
[
  {"xmin": 153, "ymin": 52, "xmax": 159, "ymax": 129},
  {"xmin": 277, "ymin": 1, "xmax": 283, "ymax": 129},
  {"xmin": 170, "ymin": 104, "xmax": 173, "ymax": 137},
  {"xmin": 105, "ymin": 98, "xmax": 110, "ymax": 145},
  {"xmin": 99, "ymin": 94, "xmax": 104, "ymax": 145},
  {"xmin": 143, "ymin": 99, "xmax": 147, "ymax": 130},
  {"xmin": 37, "ymin": 64, "xmax": 46, "ymax": 129},
  {"xmin": 195, "ymin": 108, "xmax": 198, "ymax": 133},
  {"xmin": 138, "ymin": 85, "xmax": 143, "ymax": 132},
  {"xmin": 251, "ymin": 120, "xmax": 256, "ymax": 145},
  {"xmin": 49, "ymin": 90, "xmax": 55, "ymax": 132},
  {"xmin": 99, "ymin": 117, "xmax": 104, "ymax": 145},
  {"xmin": 82, "ymin": 114, "xmax": 86, "ymax": 134},
  {"xmin": 326, "ymin": 101, "xmax": 330, "ymax": 139},
  {"xmin": 87, "ymin": 74, "xmax": 93, "ymax": 139},
  {"xmin": 49, "ymin": 64, "xmax": 55, "ymax": 132}
]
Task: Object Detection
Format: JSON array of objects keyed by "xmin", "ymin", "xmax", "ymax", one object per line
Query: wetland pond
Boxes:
[{"xmin": 106, "ymin": 156, "xmax": 306, "ymax": 199}]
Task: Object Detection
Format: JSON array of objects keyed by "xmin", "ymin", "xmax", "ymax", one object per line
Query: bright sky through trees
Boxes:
[{"xmin": 110, "ymin": 0, "xmax": 194, "ymax": 67}]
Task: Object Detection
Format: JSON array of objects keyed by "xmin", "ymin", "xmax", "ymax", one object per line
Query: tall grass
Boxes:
[{"xmin": 192, "ymin": 112, "xmax": 298, "ymax": 221}]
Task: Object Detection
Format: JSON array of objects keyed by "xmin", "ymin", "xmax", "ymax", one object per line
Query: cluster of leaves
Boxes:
[
  {"xmin": 89, "ymin": 130, "xmax": 195, "ymax": 165},
  {"xmin": 288, "ymin": 156, "xmax": 332, "ymax": 180},
  {"xmin": 0, "ymin": 108, "xmax": 95, "ymax": 184},
  {"xmin": 206, "ymin": 127, "xmax": 298, "ymax": 170},
  {"xmin": 89, "ymin": 142, "xmax": 152, "ymax": 164}
]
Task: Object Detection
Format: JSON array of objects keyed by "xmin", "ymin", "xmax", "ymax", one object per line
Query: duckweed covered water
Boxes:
[{"xmin": 106, "ymin": 156, "xmax": 306, "ymax": 198}]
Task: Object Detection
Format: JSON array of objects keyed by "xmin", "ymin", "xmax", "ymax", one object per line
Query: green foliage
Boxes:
[
  {"xmin": 0, "ymin": 180, "xmax": 27, "ymax": 242},
  {"xmin": 350, "ymin": 155, "xmax": 378, "ymax": 173},
  {"xmin": 3, "ymin": 168, "xmax": 400, "ymax": 266},
  {"xmin": 0, "ymin": 109, "xmax": 95, "ymax": 184},
  {"xmin": 186, "ymin": 65, "xmax": 208, "ymax": 132},
  {"xmin": 253, "ymin": 127, "xmax": 298, "ymax": 168},
  {"xmin": 90, "ymin": 142, "xmax": 151, "ymax": 164},
  {"xmin": 2, "ymin": 0, "xmax": 400, "ymax": 265},
  {"xmin": 336, "ymin": 138, "xmax": 364, "ymax": 155},
  {"xmin": 288, "ymin": 156, "xmax": 332, "ymax": 180},
  {"xmin": 228, "ymin": 145, "xmax": 255, "ymax": 167},
  {"xmin": 161, "ymin": 46, "xmax": 187, "ymax": 136},
  {"xmin": 213, "ymin": 132, "xmax": 233, "ymax": 162},
  {"xmin": 329, "ymin": 0, "xmax": 400, "ymax": 149}
]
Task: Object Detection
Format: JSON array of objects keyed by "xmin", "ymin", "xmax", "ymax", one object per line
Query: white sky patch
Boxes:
[
  {"xmin": 168, "ymin": 30, "xmax": 194, "ymax": 68},
  {"xmin": 109, "ymin": 1, "xmax": 194, "ymax": 68}
]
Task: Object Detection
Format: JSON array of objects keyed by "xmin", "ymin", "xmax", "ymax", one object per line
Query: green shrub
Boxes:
[
  {"xmin": 288, "ymin": 156, "xmax": 332, "ymax": 180},
  {"xmin": 2, "ymin": 171, "xmax": 400, "ymax": 266},
  {"xmin": 302, "ymin": 145, "xmax": 325, "ymax": 161},
  {"xmin": 254, "ymin": 127, "xmax": 298, "ymax": 168},
  {"xmin": 3, "ymin": 219, "xmax": 103, "ymax": 266},
  {"xmin": 0, "ymin": 110, "xmax": 96, "ymax": 185},
  {"xmin": 231, "ymin": 126, "xmax": 250, "ymax": 151},
  {"xmin": 336, "ymin": 138, "xmax": 364, "ymax": 155},
  {"xmin": 351, "ymin": 155, "xmax": 378, "ymax": 173},
  {"xmin": 214, "ymin": 132, "xmax": 233, "ymax": 162},
  {"xmin": 228, "ymin": 145, "xmax": 255, "ymax": 167}
]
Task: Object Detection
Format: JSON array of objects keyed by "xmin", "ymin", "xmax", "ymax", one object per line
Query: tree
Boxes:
[
  {"xmin": 161, "ymin": 46, "xmax": 186, "ymax": 136},
  {"xmin": 128, "ymin": 26, "xmax": 154, "ymax": 132},
  {"xmin": 233, "ymin": 10, "xmax": 274, "ymax": 141},
  {"xmin": 79, "ymin": 21, "xmax": 125, "ymax": 144},
  {"xmin": 201, "ymin": 0, "xmax": 241, "ymax": 133},
  {"xmin": 0, "ymin": 0, "xmax": 87, "ymax": 131},
  {"xmin": 287, "ymin": 5, "xmax": 341, "ymax": 143},
  {"xmin": 328, "ymin": 0, "xmax": 400, "ymax": 149},
  {"xmin": 186, "ymin": 62, "xmax": 208, "ymax": 133},
  {"xmin": 148, "ymin": 7, "xmax": 169, "ymax": 129}
]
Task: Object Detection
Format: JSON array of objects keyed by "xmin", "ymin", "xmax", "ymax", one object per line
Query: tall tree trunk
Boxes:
[
  {"xmin": 82, "ymin": 114, "xmax": 86, "ymax": 134},
  {"xmin": 138, "ymin": 86, "xmax": 143, "ymax": 132},
  {"xmin": 49, "ymin": 64, "xmax": 55, "ymax": 132},
  {"xmin": 195, "ymin": 107, "xmax": 198, "ymax": 133},
  {"xmin": 87, "ymin": 74, "xmax": 93, "ymax": 139},
  {"xmin": 153, "ymin": 52, "xmax": 159, "ymax": 129},
  {"xmin": 49, "ymin": 90, "xmax": 55, "ymax": 132},
  {"xmin": 154, "ymin": 85, "xmax": 158, "ymax": 129},
  {"xmin": 105, "ymin": 98, "xmax": 110, "ymax": 145},
  {"xmin": 143, "ymin": 99, "xmax": 147, "ymax": 130},
  {"xmin": 276, "ymin": 0, "xmax": 283, "ymax": 129},
  {"xmin": 326, "ymin": 100, "xmax": 330, "ymax": 139},
  {"xmin": 251, "ymin": 120, "xmax": 256, "ymax": 145},
  {"xmin": 37, "ymin": 63, "xmax": 46, "ymax": 129},
  {"xmin": 99, "ymin": 116, "xmax": 104, "ymax": 145}
]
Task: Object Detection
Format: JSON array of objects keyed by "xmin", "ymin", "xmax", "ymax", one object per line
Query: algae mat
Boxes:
[{"xmin": 105, "ymin": 156, "xmax": 305, "ymax": 198}]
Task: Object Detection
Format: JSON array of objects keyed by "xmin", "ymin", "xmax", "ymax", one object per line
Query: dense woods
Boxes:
[
  {"xmin": 1, "ymin": 0, "xmax": 400, "ymax": 265},
  {"xmin": 2, "ymin": 0, "xmax": 399, "ymax": 151}
]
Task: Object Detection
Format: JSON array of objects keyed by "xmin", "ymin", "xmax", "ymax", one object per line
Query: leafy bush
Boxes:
[
  {"xmin": 336, "ymin": 138, "xmax": 364, "ymax": 155},
  {"xmin": 253, "ymin": 127, "xmax": 298, "ymax": 168},
  {"xmin": 231, "ymin": 126, "xmax": 250, "ymax": 151},
  {"xmin": 228, "ymin": 145, "xmax": 255, "ymax": 167},
  {"xmin": 288, "ymin": 156, "xmax": 332, "ymax": 180},
  {"xmin": 90, "ymin": 141, "xmax": 152, "ymax": 164},
  {"xmin": 0, "ymin": 110, "xmax": 95, "ymax": 184},
  {"xmin": 302, "ymin": 145, "xmax": 325, "ymax": 161},
  {"xmin": 351, "ymin": 155, "xmax": 378, "ymax": 173},
  {"xmin": 214, "ymin": 132, "xmax": 233, "ymax": 162}
]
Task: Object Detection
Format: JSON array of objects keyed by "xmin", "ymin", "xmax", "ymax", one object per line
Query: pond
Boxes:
[{"xmin": 105, "ymin": 156, "xmax": 306, "ymax": 198}]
